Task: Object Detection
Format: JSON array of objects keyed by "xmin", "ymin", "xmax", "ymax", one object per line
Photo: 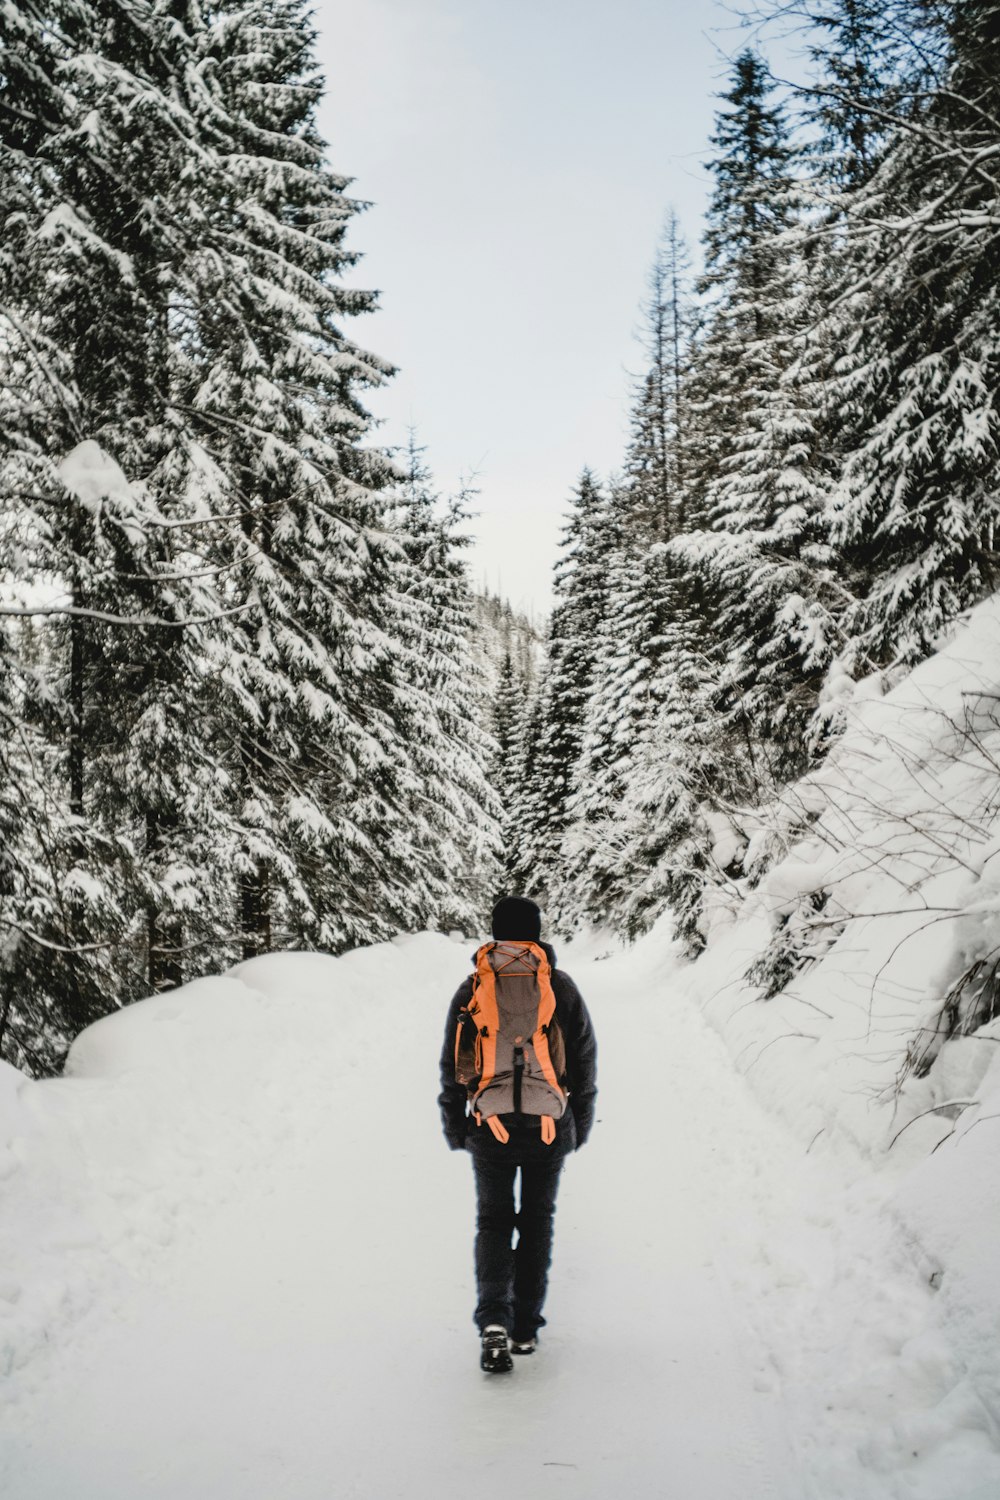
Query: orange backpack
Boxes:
[{"xmin": 454, "ymin": 941, "xmax": 568, "ymax": 1145}]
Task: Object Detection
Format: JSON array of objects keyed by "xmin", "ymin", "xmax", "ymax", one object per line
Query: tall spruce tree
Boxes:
[
  {"xmin": 805, "ymin": 0, "xmax": 906, "ymax": 190},
  {"xmin": 531, "ymin": 470, "xmax": 618, "ymax": 921},
  {"xmin": 682, "ymin": 52, "xmax": 798, "ymax": 520},
  {"xmin": 0, "ymin": 0, "xmax": 228, "ymax": 1043},
  {"xmin": 623, "ymin": 211, "xmax": 691, "ymax": 538},
  {"xmin": 382, "ymin": 437, "xmax": 500, "ymax": 934},
  {"xmin": 579, "ymin": 53, "xmax": 808, "ymax": 947},
  {"xmin": 713, "ymin": 0, "xmax": 921, "ymax": 754},
  {"xmin": 824, "ymin": 0, "xmax": 1000, "ymax": 670},
  {"xmin": 671, "ymin": 51, "xmax": 821, "ymax": 776},
  {"xmin": 2, "ymin": 0, "xmax": 495, "ymax": 1073},
  {"xmin": 489, "ymin": 649, "xmax": 522, "ymax": 890},
  {"xmin": 186, "ymin": 0, "xmax": 420, "ymax": 954},
  {"xmin": 566, "ymin": 531, "xmax": 677, "ymax": 928},
  {"xmin": 565, "ymin": 219, "xmax": 699, "ymax": 933},
  {"xmin": 503, "ymin": 683, "xmax": 549, "ymax": 901}
]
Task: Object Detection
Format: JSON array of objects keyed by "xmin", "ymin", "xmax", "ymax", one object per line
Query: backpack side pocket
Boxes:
[
  {"xmin": 454, "ymin": 1009, "xmax": 479, "ymax": 1088},
  {"xmin": 546, "ymin": 1017, "xmax": 568, "ymax": 1090}
]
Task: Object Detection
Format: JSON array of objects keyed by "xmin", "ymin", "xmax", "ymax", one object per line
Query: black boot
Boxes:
[{"xmin": 480, "ymin": 1325, "xmax": 513, "ymax": 1374}]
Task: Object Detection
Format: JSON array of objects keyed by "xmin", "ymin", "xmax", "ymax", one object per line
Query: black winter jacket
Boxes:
[{"xmin": 438, "ymin": 942, "xmax": 598, "ymax": 1158}]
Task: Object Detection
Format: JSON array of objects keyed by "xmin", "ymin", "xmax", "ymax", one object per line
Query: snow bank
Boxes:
[
  {"xmin": 668, "ymin": 593, "xmax": 1000, "ymax": 1466},
  {"xmin": 0, "ymin": 935, "xmax": 466, "ymax": 1385}
]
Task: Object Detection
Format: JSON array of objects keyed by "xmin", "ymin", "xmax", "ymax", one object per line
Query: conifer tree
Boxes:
[
  {"xmin": 618, "ymin": 626, "xmax": 731, "ymax": 952},
  {"xmin": 381, "ymin": 437, "xmax": 500, "ymax": 934},
  {"xmin": 1, "ymin": 0, "xmax": 228, "ymax": 1033},
  {"xmin": 623, "ymin": 211, "xmax": 691, "ymax": 538},
  {"xmin": 503, "ymin": 684, "xmax": 549, "ymax": 901},
  {"xmin": 672, "ymin": 51, "xmax": 825, "ymax": 774},
  {"xmin": 564, "ymin": 220, "xmax": 697, "ymax": 932},
  {"xmin": 576, "ymin": 53, "xmax": 806, "ymax": 945},
  {"xmin": 489, "ymin": 649, "xmax": 521, "ymax": 890},
  {"xmin": 566, "ymin": 531, "xmax": 675, "ymax": 926},
  {"xmin": 185, "ymin": 0, "xmax": 420, "ymax": 954},
  {"xmin": 683, "ymin": 52, "xmax": 798, "ymax": 517},
  {"xmin": 2, "ymin": 0, "xmax": 482, "ymax": 1072},
  {"xmin": 478, "ymin": 597, "xmax": 544, "ymax": 902},
  {"xmin": 546, "ymin": 472, "xmax": 611, "ymax": 774},
  {"xmin": 529, "ymin": 470, "xmax": 619, "ymax": 919},
  {"xmin": 704, "ymin": 0, "xmax": 924, "ymax": 755},
  {"xmin": 824, "ymin": 0, "xmax": 1000, "ymax": 669},
  {"xmin": 805, "ymin": 0, "xmax": 906, "ymax": 190}
]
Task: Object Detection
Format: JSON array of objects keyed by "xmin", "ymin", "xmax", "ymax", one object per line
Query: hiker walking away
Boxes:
[{"xmin": 438, "ymin": 896, "xmax": 598, "ymax": 1374}]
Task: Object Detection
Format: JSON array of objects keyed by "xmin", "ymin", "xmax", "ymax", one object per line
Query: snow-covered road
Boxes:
[{"xmin": 2, "ymin": 935, "xmax": 989, "ymax": 1499}]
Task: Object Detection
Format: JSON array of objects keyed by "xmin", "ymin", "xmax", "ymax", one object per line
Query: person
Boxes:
[{"xmin": 438, "ymin": 895, "xmax": 598, "ymax": 1373}]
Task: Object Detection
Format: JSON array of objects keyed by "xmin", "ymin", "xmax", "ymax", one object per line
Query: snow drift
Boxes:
[{"xmin": 681, "ymin": 593, "xmax": 1000, "ymax": 1435}]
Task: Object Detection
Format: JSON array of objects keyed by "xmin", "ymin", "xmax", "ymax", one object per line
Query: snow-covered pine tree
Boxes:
[
  {"xmin": 564, "ymin": 218, "xmax": 701, "ymax": 933},
  {"xmin": 622, "ymin": 211, "xmax": 691, "ymax": 539},
  {"xmin": 679, "ymin": 1, "xmax": 918, "ymax": 771},
  {"xmin": 681, "ymin": 52, "xmax": 797, "ymax": 512},
  {"xmin": 380, "ymin": 436, "xmax": 500, "ymax": 934},
  {"xmin": 55, "ymin": 2, "xmax": 236, "ymax": 997},
  {"xmin": 492, "ymin": 650, "xmax": 518, "ymax": 780},
  {"xmin": 0, "ymin": 0, "xmax": 231, "ymax": 1048},
  {"xmin": 571, "ymin": 53, "xmax": 808, "ymax": 949},
  {"xmin": 466, "ymin": 589, "xmax": 543, "ymax": 901},
  {"xmin": 489, "ymin": 649, "xmax": 521, "ymax": 889},
  {"xmin": 804, "ymin": 0, "xmax": 907, "ymax": 191},
  {"xmin": 503, "ymin": 678, "xmax": 552, "ymax": 902},
  {"xmin": 671, "ymin": 50, "xmax": 819, "ymax": 780},
  {"xmin": 564, "ymin": 529, "xmax": 675, "ymax": 929},
  {"xmin": 186, "ymin": 0, "xmax": 418, "ymax": 955},
  {"xmin": 2, "ymin": 0, "xmax": 456, "ymax": 1066},
  {"xmin": 527, "ymin": 468, "xmax": 614, "ymax": 900},
  {"xmin": 0, "ymin": 622, "xmax": 69, "ymax": 1073},
  {"xmin": 529, "ymin": 469, "xmax": 619, "ymax": 921},
  {"xmin": 823, "ymin": 0, "xmax": 1000, "ymax": 671},
  {"xmin": 617, "ymin": 615, "xmax": 736, "ymax": 953}
]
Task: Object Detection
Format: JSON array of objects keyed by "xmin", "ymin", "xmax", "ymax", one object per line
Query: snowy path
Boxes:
[{"xmin": 0, "ymin": 936, "xmax": 942, "ymax": 1498}]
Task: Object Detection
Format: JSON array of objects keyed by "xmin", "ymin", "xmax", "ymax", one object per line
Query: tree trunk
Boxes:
[
  {"xmin": 240, "ymin": 855, "xmax": 270, "ymax": 960},
  {"xmin": 146, "ymin": 811, "xmax": 184, "ymax": 992}
]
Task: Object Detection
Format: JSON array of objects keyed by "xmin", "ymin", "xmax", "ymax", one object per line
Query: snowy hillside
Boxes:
[
  {"xmin": 3, "ymin": 919, "xmax": 1000, "ymax": 1495},
  {"xmin": 692, "ymin": 595, "xmax": 1000, "ymax": 1139},
  {"xmin": 680, "ymin": 593, "xmax": 1000, "ymax": 1460}
]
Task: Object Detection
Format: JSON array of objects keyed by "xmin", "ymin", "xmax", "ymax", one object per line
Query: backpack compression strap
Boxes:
[{"xmin": 473, "ymin": 1109, "xmax": 511, "ymax": 1143}]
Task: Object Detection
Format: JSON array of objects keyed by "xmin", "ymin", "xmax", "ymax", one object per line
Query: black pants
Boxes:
[{"xmin": 471, "ymin": 1151, "xmax": 564, "ymax": 1339}]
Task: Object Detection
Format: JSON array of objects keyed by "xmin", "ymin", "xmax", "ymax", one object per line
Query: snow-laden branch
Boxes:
[
  {"xmin": 0, "ymin": 602, "xmax": 254, "ymax": 628},
  {"xmin": 0, "ymin": 916, "xmax": 115, "ymax": 955}
]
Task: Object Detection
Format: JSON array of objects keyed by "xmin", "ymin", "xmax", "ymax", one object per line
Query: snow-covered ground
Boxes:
[
  {"xmin": 3, "ymin": 927, "xmax": 999, "ymax": 1498},
  {"xmin": 680, "ymin": 595, "xmax": 1000, "ymax": 1494}
]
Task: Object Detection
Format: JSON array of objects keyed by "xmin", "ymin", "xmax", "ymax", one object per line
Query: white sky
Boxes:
[{"xmin": 316, "ymin": 0, "xmax": 758, "ymax": 617}]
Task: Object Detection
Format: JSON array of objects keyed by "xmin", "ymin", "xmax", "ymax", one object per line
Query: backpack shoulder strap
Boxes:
[
  {"xmin": 524, "ymin": 942, "xmax": 563, "ymax": 1096},
  {"xmin": 469, "ymin": 944, "xmax": 500, "ymax": 1093}
]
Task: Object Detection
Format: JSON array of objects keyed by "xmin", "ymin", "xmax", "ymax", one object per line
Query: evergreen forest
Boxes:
[
  {"xmin": 2, "ymin": 0, "xmax": 999, "ymax": 1074},
  {"xmin": 502, "ymin": 0, "xmax": 1000, "ymax": 962}
]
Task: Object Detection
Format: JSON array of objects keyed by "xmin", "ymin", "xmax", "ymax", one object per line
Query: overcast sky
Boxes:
[{"xmin": 316, "ymin": 0, "xmax": 761, "ymax": 616}]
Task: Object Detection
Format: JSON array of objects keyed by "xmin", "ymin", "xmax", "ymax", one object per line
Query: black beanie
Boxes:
[{"xmin": 491, "ymin": 895, "xmax": 542, "ymax": 942}]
